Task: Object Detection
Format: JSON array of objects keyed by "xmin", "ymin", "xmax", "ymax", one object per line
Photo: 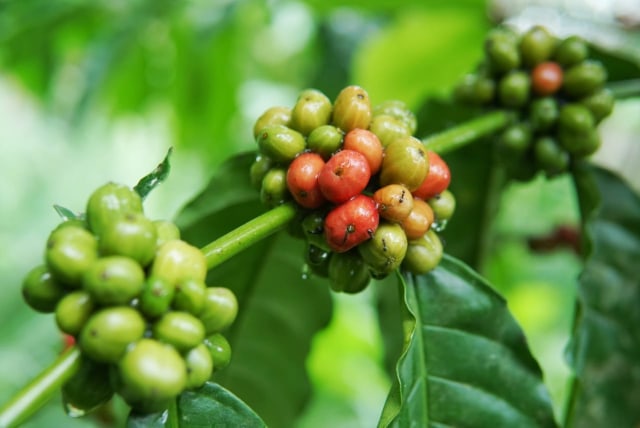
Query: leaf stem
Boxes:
[
  {"xmin": 201, "ymin": 202, "xmax": 298, "ymax": 270},
  {"xmin": 0, "ymin": 346, "xmax": 81, "ymax": 428},
  {"xmin": 606, "ymin": 78, "xmax": 640, "ymax": 99},
  {"xmin": 422, "ymin": 110, "xmax": 514, "ymax": 154}
]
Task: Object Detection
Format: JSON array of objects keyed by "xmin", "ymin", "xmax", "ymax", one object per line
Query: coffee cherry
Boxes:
[
  {"xmin": 304, "ymin": 243, "xmax": 331, "ymax": 278},
  {"xmin": 497, "ymin": 123, "xmax": 532, "ymax": 158},
  {"xmin": 117, "ymin": 338, "xmax": 187, "ymax": 413},
  {"xmin": 401, "ymin": 199, "xmax": 435, "ymax": 240},
  {"xmin": 372, "ymin": 100, "xmax": 418, "ymax": 135},
  {"xmin": 343, "ymin": 129, "xmax": 383, "ymax": 174},
  {"xmin": 79, "ymin": 306, "xmax": 146, "ymax": 363},
  {"xmin": 531, "ymin": 62, "xmax": 563, "ymax": 96},
  {"xmin": 151, "ymin": 240, "xmax": 207, "ymax": 285},
  {"xmin": 529, "ymin": 97, "xmax": 559, "ymax": 132},
  {"xmin": 302, "ymin": 211, "xmax": 331, "ymax": 252},
  {"xmin": 369, "ymin": 114, "xmax": 412, "ymax": 148},
  {"xmin": 380, "ymin": 136, "xmax": 429, "ymax": 191},
  {"xmin": 249, "ymin": 154, "xmax": 274, "ymax": 189},
  {"xmin": 402, "ymin": 229, "xmax": 443, "ymax": 274},
  {"xmin": 204, "ymin": 333, "xmax": 232, "ymax": 372},
  {"xmin": 485, "ymin": 30, "xmax": 520, "ymax": 74},
  {"xmin": 46, "ymin": 225, "xmax": 98, "ymax": 286},
  {"xmin": 138, "ymin": 276, "xmax": 175, "ymax": 319},
  {"xmin": 253, "ymin": 106, "xmax": 291, "ymax": 139},
  {"xmin": 580, "ymin": 88, "xmax": 614, "ymax": 123},
  {"xmin": 260, "ymin": 167, "xmax": 289, "ymax": 207},
  {"xmin": 332, "ymin": 85, "xmax": 372, "ymax": 132},
  {"xmin": 534, "ymin": 137, "xmax": 570, "ymax": 176},
  {"xmin": 559, "ymin": 128, "xmax": 601, "ymax": 158},
  {"xmin": 454, "ymin": 74, "xmax": 496, "ymax": 105},
  {"xmin": 86, "ymin": 182, "xmax": 143, "ymax": 236},
  {"xmin": 83, "ymin": 256, "xmax": 145, "ymax": 305},
  {"xmin": 498, "ymin": 71, "xmax": 531, "ymax": 108},
  {"xmin": 307, "ymin": 125, "xmax": 344, "ymax": 160},
  {"xmin": 328, "ymin": 250, "xmax": 371, "ymax": 294},
  {"xmin": 199, "ymin": 287, "xmax": 238, "ymax": 334},
  {"xmin": 62, "ymin": 357, "xmax": 114, "ymax": 414},
  {"xmin": 373, "ymin": 184, "xmax": 414, "ymax": 223},
  {"xmin": 428, "ymin": 190, "xmax": 456, "ymax": 223},
  {"xmin": 554, "ymin": 35, "xmax": 588, "ymax": 68},
  {"xmin": 558, "ymin": 103, "xmax": 595, "ymax": 135},
  {"xmin": 318, "ymin": 149, "xmax": 371, "ymax": 204},
  {"xmin": 289, "ymin": 89, "xmax": 333, "ymax": 136},
  {"xmin": 173, "ymin": 278, "xmax": 207, "ymax": 315},
  {"xmin": 99, "ymin": 212, "xmax": 157, "ymax": 267},
  {"xmin": 152, "ymin": 311, "xmax": 206, "ymax": 352},
  {"xmin": 412, "ymin": 151, "xmax": 451, "ymax": 200},
  {"xmin": 184, "ymin": 344, "xmax": 213, "ymax": 389},
  {"xmin": 55, "ymin": 290, "xmax": 94, "ymax": 336},
  {"xmin": 324, "ymin": 195, "xmax": 379, "ymax": 253},
  {"xmin": 257, "ymin": 125, "xmax": 306, "ymax": 163},
  {"xmin": 519, "ymin": 26, "xmax": 556, "ymax": 68},
  {"xmin": 358, "ymin": 222, "xmax": 408, "ymax": 277},
  {"xmin": 22, "ymin": 265, "xmax": 66, "ymax": 313},
  {"xmin": 286, "ymin": 152, "xmax": 327, "ymax": 209},
  {"xmin": 562, "ymin": 60, "xmax": 607, "ymax": 98},
  {"xmin": 153, "ymin": 220, "xmax": 181, "ymax": 248}
]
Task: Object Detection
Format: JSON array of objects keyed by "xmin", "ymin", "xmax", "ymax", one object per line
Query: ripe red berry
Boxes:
[
  {"xmin": 286, "ymin": 152, "xmax": 327, "ymax": 209},
  {"xmin": 318, "ymin": 149, "xmax": 371, "ymax": 204},
  {"xmin": 412, "ymin": 151, "xmax": 451, "ymax": 200},
  {"xmin": 324, "ymin": 195, "xmax": 379, "ymax": 253},
  {"xmin": 342, "ymin": 129, "xmax": 383, "ymax": 174},
  {"xmin": 531, "ymin": 61, "xmax": 563, "ymax": 96}
]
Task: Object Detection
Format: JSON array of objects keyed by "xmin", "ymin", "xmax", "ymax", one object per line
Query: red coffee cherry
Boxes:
[
  {"xmin": 531, "ymin": 61, "xmax": 563, "ymax": 96},
  {"xmin": 412, "ymin": 151, "xmax": 451, "ymax": 200},
  {"xmin": 318, "ymin": 149, "xmax": 371, "ymax": 204},
  {"xmin": 324, "ymin": 195, "xmax": 379, "ymax": 253},
  {"xmin": 286, "ymin": 152, "xmax": 327, "ymax": 209},
  {"xmin": 342, "ymin": 129, "xmax": 383, "ymax": 174}
]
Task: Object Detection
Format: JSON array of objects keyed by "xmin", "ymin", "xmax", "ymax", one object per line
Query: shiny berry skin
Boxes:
[
  {"xmin": 531, "ymin": 62, "xmax": 563, "ymax": 96},
  {"xmin": 400, "ymin": 198, "xmax": 435, "ymax": 240},
  {"xmin": 205, "ymin": 333, "xmax": 232, "ymax": 371},
  {"xmin": 331, "ymin": 85, "xmax": 372, "ymax": 132},
  {"xmin": 286, "ymin": 152, "xmax": 327, "ymax": 209},
  {"xmin": 85, "ymin": 182, "xmax": 143, "ymax": 237},
  {"xmin": 379, "ymin": 136, "xmax": 429, "ymax": 192},
  {"xmin": 328, "ymin": 250, "xmax": 371, "ymax": 294},
  {"xmin": 199, "ymin": 287, "xmax": 238, "ymax": 334},
  {"xmin": 412, "ymin": 151, "xmax": 451, "ymax": 200},
  {"xmin": 22, "ymin": 265, "xmax": 66, "ymax": 313},
  {"xmin": 289, "ymin": 89, "xmax": 333, "ymax": 136},
  {"xmin": 318, "ymin": 149, "xmax": 371, "ymax": 204},
  {"xmin": 253, "ymin": 106, "xmax": 291, "ymax": 139},
  {"xmin": 324, "ymin": 195, "xmax": 379, "ymax": 253},
  {"xmin": 343, "ymin": 129, "xmax": 383, "ymax": 174},
  {"xmin": 402, "ymin": 229, "xmax": 443, "ymax": 275},
  {"xmin": 373, "ymin": 184, "xmax": 414, "ymax": 223}
]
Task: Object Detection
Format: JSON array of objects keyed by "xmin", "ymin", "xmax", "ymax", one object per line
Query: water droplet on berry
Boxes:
[
  {"xmin": 432, "ymin": 220, "xmax": 448, "ymax": 232},
  {"xmin": 64, "ymin": 403, "xmax": 87, "ymax": 418}
]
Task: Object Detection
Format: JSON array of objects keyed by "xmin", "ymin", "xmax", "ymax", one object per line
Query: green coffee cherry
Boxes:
[
  {"xmin": 380, "ymin": 136, "xmax": 429, "ymax": 191},
  {"xmin": 153, "ymin": 220, "xmax": 181, "ymax": 248},
  {"xmin": 257, "ymin": 125, "xmax": 306, "ymax": 163},
  {"xmin": 173, "ymin": 278, "xmax": 207, "ymax": 315},
  {"xmin": 534, "ymin": 137, "xmax": 570, "ymax": 176},
  {"xmin": 83, "ymin": 256, "xmax": 145, "ymax": 305},
  {"xmin": 184, "ymin": 344, "xmax": 213, "ymax": 389},
  {"xmin": 260, "ymin": 167, "xmax": 289, "ymax": 207},
  {"xmin": 289, "ymin": 89, "xmax": 333, "ymax": 136},
  {"xmin": 559, "ymin": 128, "xmax": 601, "ymax": 158},
  {"xmin": 372, "ymin": 100, "xmax": 418, "ymax": 135},
  {"xmin": 46, "ymin": 225, "xmax": 98, "ymax": 286},
  {"xmin": 85, "ymin": 182, "xmax": 143, "ymax": 236},
  {"xmin": 151, "ymin": 239, "xmax": 207, "ymax": 285},
  {"xmin": 55, "ymin": 290, "xmax": 94, "ymax": 336},
  {"xmin": 496, "ymin": 123, "xmax": 532, "ymax": 159},
  {"xmin": 331, "ymin": 85, "xmax": 372, "ymax": 132},
  {"xmin": 307, "ymin": 125, "xmax": 344, "ymax": 160},
  {"xmin": 22, "ymin": 265, "xmax": 66, "ymax": 313},
  {"xmin": 138, "ymin": 276, "xmax": 175, "ymax": 319},
  {"xmin": 529, "ymin": 97, "xmax": 559, "ymax": 132},
  {"xmin": 152, "ymin": 311, "xmax": 205, "ymax": 352},
  {"xmin": 79, "ymin": 306, "xmax": 146, "ymax": 363},
  {"xmin": 305, "ymin": 243, "xmax": 331, "ymax": 278},
  {"xmin": 554, "ymin": 35, "xmax": 588, "ymax": 67},
  {"xmin": 302, "ymin": 211, "xmax": 331, "ymax": 252},
  {"xmin": 328, "ymin": 250, "xmax": 371, "ymax": 294},
  {"xmin": 199, "ymin": 287, "xmax": 238, "ymax": 334},
  {"xmin": 580, "ymin": 89, "xmax": 614, "ymax": 123},
  {"xmin": 117, "ymin": 338, "xmax": 187, "ymax": 413},
  {"xmin": 558, "ymin": 103, "xmax": 595, "ymax": 135},
  {"xmin": 368, "ymin": 114, "xmax": 412, "ymax": 147},
  {"xmin": 563, "ymin": 60, "xmax": 607, "ymax": 98},
  {"xmin": 485, "ymin": 31, "xmax": 520, "ymax": 74},
  {"xmin": 62, "ymin": 357, "xmax": 114, "ymax": 415},
  {"xmin": 204, "ymin": 333, "xmax": 232, "ymax": 372},
  {"xmin": 253, "ymin": 106, "xmax": 292, "ymax": 139},
  {"xmin": 454, "ymin": 74, "xmax": 495, "ymax": 106},
  {"xmin": 358, "ymin": 222, "xmax": 408, "ymax": 277},
  {"xmin": 498, "ymin": 71, "xmax": 530, "ymax": 108},
  {"xmin": 99, "ymin": 213, "xmax": 157, "ymax": 267},
  {"xmin": 402, "ymin": 229, "xmax": 443, "ymax": 275},
  {"xmin": 249, "ymin": 154, "xmax": 273, "ymax": 189},
  {"xmin": 428, "ymin": 190, "xmax": 456, "ymax": 223},
  {"xmin": 519, "ymin": 26, "xmax": 557, "ymax": 67}
]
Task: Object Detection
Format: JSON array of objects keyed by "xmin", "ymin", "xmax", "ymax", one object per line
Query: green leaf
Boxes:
[
  {"xmin": 565, "ymin": 163, "xmax": 640, "ymax": 427},
  {"xmin": 53, "ymin": 204, "xmax": 82, "ymax": 221},
  {"xmin": 134, "ymin": 147, "xmax": 173, "ymax": 201},
  {"xmin": 175, "ymin": 152, "xmax": 333, "ymax": 428},
  {"xmin": 379, "ymin": 256, "xmax": 557, "ymax": 428}
]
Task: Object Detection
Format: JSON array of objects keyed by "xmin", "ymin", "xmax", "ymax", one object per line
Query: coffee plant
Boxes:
[{"xmin": 1, "ymin": 2, "xmax": 639, "ymax": 427}]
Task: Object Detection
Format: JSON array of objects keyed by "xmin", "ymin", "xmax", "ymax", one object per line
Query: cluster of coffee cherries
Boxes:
[
  {"xmin": 454, "ymin": 26, "xmax": 613, "ymax": 179},
  {"xmin": 21, "ymin": 182, "xmax": 237, "ymax": 414},
  {"xmin": 250, "ymin": 85, "xmax": 456, "ymax": 293}
]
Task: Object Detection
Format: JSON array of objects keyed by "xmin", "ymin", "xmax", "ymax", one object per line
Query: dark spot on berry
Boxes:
[
  {"xmin": 346, "ymin": 224, "xmax": 356, "ymax": 234},
  {"xmin": 382, "ymin": 238, "xmax": 388, "ymax": 252},
  {"xmin": 356, "ymin": 93, "xmax": 365, "ymax": 100}
]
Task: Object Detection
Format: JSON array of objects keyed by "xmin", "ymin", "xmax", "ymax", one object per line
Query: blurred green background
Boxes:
[{"xmin": 1, "ymin": 0, "xmax": 639, "ymax": 426}]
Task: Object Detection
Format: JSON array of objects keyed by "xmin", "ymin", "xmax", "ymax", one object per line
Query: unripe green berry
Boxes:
[
  {"xmin": 562, "ymin": 60, "xmax": 607, "ymax": 98},
  {"xmin": 402, "ymin": 229, "xmax": 443, "ymax": 274},
  {"xmin": 85, "ymin": 182, "xmax": 143, "ymax": 236},
  {"xmin": 152, "ymin": 311, "xmax": 205, "ymax": 352},
  {"xmin": 497, "ymin": 123, "xmax": 532, "ymax": 159},
  {"xmin": 498, "ymin": 71, "xmax": 530, "ymax": 108},
  {"xmin": 554, "ymin": 35, "xmax": 588, "ymax": 67},
  {"xmin": 558, "ymin": 104, "xmax": 595, "ymax": 135},
  {"xmin": 83, "ymin": 256, "xmax": 145, "ymax": 305},
  {"xmin": 153, "ymin": 220, "xmax": 181, "ymax": 248},
  {"xmin": 62, "ymin": 357, "xmax": 114, "ymax": 415},
  {"xmin": 249, "ymin": 154, "xmax": 274, "ymax": 189},
  {"xmin": 331, "ymin": 85, "xmax": 372, "ymax": 132},
  {"xmin": 204, "ymin": 333, "xmax": 232, "ymax": 372},
  {"xmin": 428, "ymin": 190, "xmax": 456, "ymax": 223},
  {"xmin": 138, "ymin": 276, "xmax": 175, "ymax": 319},
  {"xmin": 307, "ymin": 125, "xmax": 344, "ymax": 160},
  {"xmin": 519, "ymin": 26, "xmax": 557, "ymax": 68},
  {"xmin": 580, "ymin": 88, "xmax": 615, "ymax": 123},
  {"xmin": 22, "ymin": 265, "xmax": 67, "ymax": 313},
  {"xmin": 199, "ymin": 287, "xmax": 238, "ymax": 334},
  {"xmin": 55, "ymin": 290, "xmax": 94, "ymax": 336},
  {"xmin": 257, "ymin": 125, "xmax": 306, "ymax": 163},
  {"xmin": 368, "ymin": 114, "xmax": 412, "ymax": 148},
  {"xmin": 328, "ymin": 250, "xmax": 371, "ymax": 294},
  {"xmin": 289, "ymin": 89, "xmax": 333, "ymax": 136},
  {"xmin": 46, "ymin": 225, "xmax": 98, "ymax": 286},
  {"xmin": 302, "ymin": 211, "xmax": 331, "ymax": 252},
  {"xmin": 534, "ymin": 137, "xmax": 570, "ymax": 176},
  {"xmin": 529, "ymin": 97, "xmax": 559, "ymax": 132},
  {"xmin": 253, "ymin": 106, "xmax": 292, "ymax": 139},
  {"xmin": 151, "ymin": 239, "xmax": 207, "ymax": 285},
  {"xmin": 358, "ymin": 222, "xmax": 408, "ymax": 277},
  {"xmin": 260, "ymin": 167, "xmax": 289, "ymax": 208},
  {"xmin": 380, "ymin": 136, "xmax": 429, "ymax": 191},
  {"xmin": 99, "ymin": 212, "xmax": 157, "ymax": 266},
  {"xmin": 372, "ymin": 100, "xmax": 418, "ymax": 135},
  {"xmin": 173, "ymin": 278, "xmax": 207, "ymax": 315},
  {"xmin": 304, "ymin": 243, "xmax": 331, "ymax": 278},
  {"xmin": 184, "ymin": 344, "xmax": 213, "ymax": 389},
  {"xmin": 484, "ymin": 31, "xmax": 520, "ymax": 74}
]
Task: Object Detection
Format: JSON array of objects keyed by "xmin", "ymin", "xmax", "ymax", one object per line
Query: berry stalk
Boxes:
[
  {"xmin": 0, "ymin": 347, "xmax": 81, "ymax": 428},
  {"xmin": 422, "ymin": 110, "xmax": 514, "ymax": 154}
]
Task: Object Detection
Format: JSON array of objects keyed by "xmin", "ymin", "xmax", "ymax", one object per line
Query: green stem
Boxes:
[
  {"xmin": 422, "ymin": 110, "xmax": 513, "ymax": 154},
  {"xmin": 606, "ymin": 78, "xmax": 640, "ymax": 99},
  {"xmin": 201, "ymin": 202, "xmax": 298, "ymax": 270},
  {"xmin": 0, "ymin": 346, "xmax": 81, "ymax": 428}
]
